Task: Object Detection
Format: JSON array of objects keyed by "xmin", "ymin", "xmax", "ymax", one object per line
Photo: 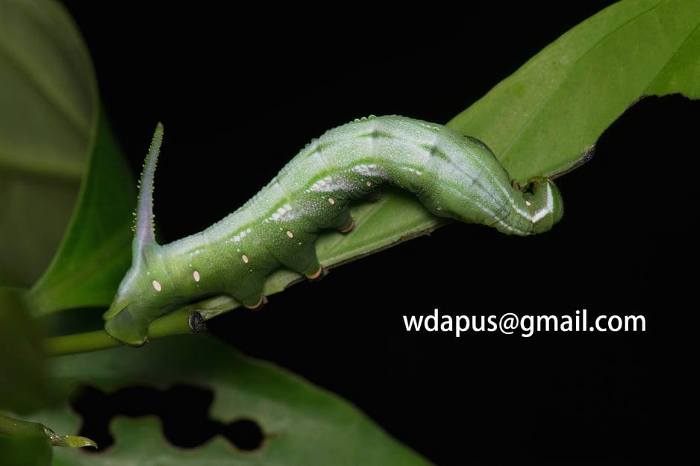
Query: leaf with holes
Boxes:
[
  {"xmin": 35, "ymin": 335, "xmax": 431, "ymax": 465},
  {"xmin": 0, "ymin": 0, "xmax": 97, "ymax": 287}
]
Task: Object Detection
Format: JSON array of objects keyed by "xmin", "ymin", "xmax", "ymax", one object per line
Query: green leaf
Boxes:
[
  {"xmin": 27, "ymin": 114, "xmax": 135, "ymax": 315},
  {"xmin": 144, "ymin": 0, "xmax": 700, "ymax": 330},
  {"xmin": 0, "ymin": 0, "xmax": 97, "ymax": 286},
  {"xmin": 0, "ymin": 413, "xmax": 96, "ymax": 466},
  {"xmin": 0, "ymin": 413, "xmax": 52, "ymax": 466},
  {"xmin": 0, "ymin": 288, "xmax": 51, "ymax": 413},
  {"xmin": 37, "ymin": 335, "xmax": 430, "ymax": 465},
  {"xmin": 449, "ymin": 0, "xmax": 700, "ymax": 183}
]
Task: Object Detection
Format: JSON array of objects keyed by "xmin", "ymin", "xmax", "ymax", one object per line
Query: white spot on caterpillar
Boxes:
[
  {"xmin": 366, "ymin": 181, "xmax": 372, "ymax": 187},
  {"xmin": 286, "ymin": 230, "xmax": 294, "ymax": 238},
  {"xmin": 242, "ymin": 254, "xmax": 249, "ymax": 264},
  {"xmin": 352, "ymin": 163, "xmax": 384, "ymax": 178},
  {"xmin": 193, "ymin": 270, "xmax": 201, "ymax": 282},
  {"xmin": 401, "ymin": 166, "xmax": 423, "ymax": 176},
  {"xmin": 309, "ymin": 175, "xmax": 354, "ymax": 193},
  {"xmin": 328, "ymin": 197, "xmax": 335, "ymax": 205},
  {"xmin": 152, "ymin": 280, "xmax": 162, "ymax": 292},
  {"xmin": 271, "ymin": 204, "xmax": 294, "ymax": 221},
  {"xmin": 232, "ymin": 228, "xmax": 253, "ymax": 243},
  {"xmin": 525, "ymin": 200, "xmax": 532, "ymax": 206}
]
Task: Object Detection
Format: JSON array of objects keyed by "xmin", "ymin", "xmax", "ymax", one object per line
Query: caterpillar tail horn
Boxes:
[
  {"xmin": 133, "ymin": 122, "xmax": 163, "ymax": 257},
  {"xmin": 103, "ymin": 123, "xmax": 165, "ymax": 345}
]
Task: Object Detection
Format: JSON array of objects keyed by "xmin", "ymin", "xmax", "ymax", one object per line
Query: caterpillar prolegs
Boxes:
[{"xmin": 104, "ymin": 115, "xmax": 564, "ymax": 345}]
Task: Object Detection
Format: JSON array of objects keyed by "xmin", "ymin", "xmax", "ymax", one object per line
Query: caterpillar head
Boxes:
[
  {"xmin": 104, "ymin": 124, "xmax": 172, "ymax": 346},
  {"xmin": 524, "ymin": 178, "xmax": 564, "ymax": 234}
]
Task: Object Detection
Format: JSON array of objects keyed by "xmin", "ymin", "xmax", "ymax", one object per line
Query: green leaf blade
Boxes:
[
  {"xmin": 28, "ymin": 114, "xmax": 135, "ymax": 315},
  {"xmin": 0, "ymin": 414, "xmax": 52, "ymax": 466},
  {"xmin": 448, "ymin": 0, "xmax": 700, "ymax": 182}
]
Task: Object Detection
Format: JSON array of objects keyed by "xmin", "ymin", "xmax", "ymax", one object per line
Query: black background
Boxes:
[{"xmin": 63, "ymin": 1, "xmax": 695, "ymax": 464}]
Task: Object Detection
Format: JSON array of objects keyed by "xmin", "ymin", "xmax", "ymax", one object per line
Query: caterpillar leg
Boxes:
[
  {"xmin": 272, "ymin": 228, "xmax": 325, "ymax": 280},
  {"xmin": 245, "ymin": 295, "xmax": 268, "ymax": 311},
  {"xmin": 298, "ymin": 254, "xmax": 325, "ymax": 281},
  {"xmin": 338, "ymin": 219, "xmax": 355, "ymax": 233},
  {"xmin": 330, "ymin": 210, "xmax": 355, "ymax": 233},
  {"xmin": 227, "ymin": 275, "xmax": 267, "ymax": 310},
  {"xmin": 364, "ymin": 191, "xmax": 382, "ymax": 203},
  {"xmin": 307, "ymin": 265, "xmax": 328, "ymax": 282}
]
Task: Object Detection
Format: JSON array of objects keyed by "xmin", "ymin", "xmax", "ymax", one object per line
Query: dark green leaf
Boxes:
[
  {"xmin": 0, "ymin": 413, "xmax": 96, "ymax": 466},
  {"xmin": 28, "ymin": 114, "xmax": 135, "ymax": 315},
  {"xmin": 0, "ymin": 414, "xmax": 52, "ymax": 466},
  {"xmin": 0, "ymin": 288, "xmax": 50, "ymax": 413}
]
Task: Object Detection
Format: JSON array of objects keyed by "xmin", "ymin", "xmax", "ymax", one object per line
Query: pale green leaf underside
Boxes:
[
  {"xmin": 36, "ymin": 335, "xmax": 430, "ymax": 466},
  {"xmin": 0, "ymin": 0, "xmax": 96, "ymax": 286}
]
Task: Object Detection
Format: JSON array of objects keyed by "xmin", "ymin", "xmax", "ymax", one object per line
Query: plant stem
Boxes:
[
  {"xmin": 45, "ymin": 329, "xmax": 118, "ymax": 355},
  {"xmin": 45, "ymin": 295, "xmax": 239, "ymax": 356},
  {"xmin": 45, "ymin": 310, "xmax": 191, "ymax": 356}
]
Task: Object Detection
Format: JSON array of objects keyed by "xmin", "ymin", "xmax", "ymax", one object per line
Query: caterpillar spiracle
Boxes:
[{"xmin": 104, "ymin": 115, "xmax": 564, "ymax": 345}]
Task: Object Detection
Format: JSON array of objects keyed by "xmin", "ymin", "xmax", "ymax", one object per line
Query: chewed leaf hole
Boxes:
[
  {"xmin": 222, "ymin": 419, "xmax": 265, "ymax": 450},
  {"xmin": 70, "ymin": 385, "xmax": 265, "ymax": 452}
]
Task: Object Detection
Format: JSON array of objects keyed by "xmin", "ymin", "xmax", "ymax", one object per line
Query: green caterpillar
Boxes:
[{"xmin": 104, "ymin": 115, "xmax": 564, "ymax": 345}]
